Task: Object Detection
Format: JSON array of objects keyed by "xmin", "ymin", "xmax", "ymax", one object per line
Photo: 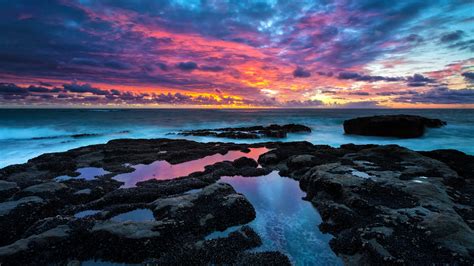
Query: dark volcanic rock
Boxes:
[
  {"xmin": 343, "ymin": 115, "xmax": 446, "ymax": 138},
  {"xmin": 1, "ymin": 138, "xmax": 473, "ymax": 265},
  {"xmin": 419, "ymin": 149, "xmax": 474, "ymax": 180},
  {"xmin": 153, "ymin": 225, "xmax": 289, "ymax": 265},
  {"xmin": 233, "ymin": 157, "xmax": 259, "ymax": 168},
  {"xmin": 273, "ymin": 144, "xmax": 473, "ymax": 264},
  {"xmin": 0, "ymin": 139, "xmax": 281, "ymax": 265},
  {"xmin": 179, "ymin": 123, "xmax": 311, "ymax": 139},
  {"xmin": 0, "ymin": 181, "xmax": 19, "ymax": 201}
]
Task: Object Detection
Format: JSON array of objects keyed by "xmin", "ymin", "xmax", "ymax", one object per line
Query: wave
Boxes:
[
  {"xmin": 0, "ymin": 127, "xmax": 130, "ymax": 141},
  {"xmin": 0, "ymin": 127, "xmax": 69, "ymax": 141}
]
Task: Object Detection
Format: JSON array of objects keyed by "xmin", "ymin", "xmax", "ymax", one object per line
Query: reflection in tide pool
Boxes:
[
  {"xmin": 55, "ymin": 167, "xmax": 110, "ymax": 182},
  {"xmin": 217, "ymin": 171, "xmax": 343, "ymax": 266},
  {"xmin": 113, "ymin": 147, "xmax": 268, "ymax": 188}
]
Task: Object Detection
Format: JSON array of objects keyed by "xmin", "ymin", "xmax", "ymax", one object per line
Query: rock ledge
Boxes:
[{"xmin": 343, "ymin": 115, "xmax": 446, "ymax": 138}]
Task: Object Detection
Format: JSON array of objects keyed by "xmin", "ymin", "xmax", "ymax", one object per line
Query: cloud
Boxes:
[
  {"xmin": 336, "ymin": 72, "xmax": 437, "ymax": 87},
  {"xmin": 334, "ymin": 101, "xmax": 382, "ymax": 108},
  {"xmin": 405, "ymin": 34, "xmax": 424, "ymax": 43},
  {"xmin": 447, "ymin": 39, "xmax": 474, "ymax": 52},
  {"xmin": 157, "ymin": 63, "xmax": 169, "ymax": 71},
  {"xmin": 0, "ymin": 1, "xmax": 472, "ymax": 107},
  {"xmin": 0, "ymin": 81, "xmax": 247, "ymax": 106},
  {"xmin": 462, "ymin": 72, "xmax": 474, "ymax": 83},
  {"xmin": 348, "ymin": 91, "xmax": 370, "ymax": 96},
  {"xmin": 394, "ymin": 87, "xmax": 474, "ymax": 104},
  {"xmin": 337, "ymin": 72, "xmax": 403, "ymax": 82},
  {"xmin": 0, "ymin": 83, "xmax": 28, "ymax": 95},
  {"xmin": 104, "ymin": 60, "xmax": 132, "ymax": 70},
  {"xmin": 317, "ymin": 71, "xmax": 333, "ymax": 77},
  {"xmin": 376, "ymin": 90, "xmax": 417, "ymax": 96},
  {"xmin": 63, "ymin": 83, "xmax": 110, "ymax": 95},
  {"xmin": 440, "ymin": 30, "xmax": 465, "ymax": 43},
  {"xmin": 177, "ymin": 62, "xmax": 198, "ymax": 71},
  {"xmin": 39, "ymin": 82, "xmax": 53, "ymax": 87},
  {"xmin": 280, "ymin": 99, "xmax": 323, "ymax": 107},
  {"xmin": 71, "ymin": 58, "xmax": 102, "ymax": 67},
  {"xmin": 27, "ymin": 86, "xmax": 53, "ymax": 93},
  {"xmin": 200, "ymin": 65, "xmax": 224, "ymax": 72},
  {"xmin": 406, "ymin": 74, "xmax": 436, "ymax": 87},
  {"xmin": 0, "ymin": 83, "xmax": 61, "ymax": 100},
  {"xmin": 293, "ymin": 67, "xmax": 311, "ymax": 78}
]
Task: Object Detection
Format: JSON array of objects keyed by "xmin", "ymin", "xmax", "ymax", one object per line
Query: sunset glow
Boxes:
[{"xmin": 1, "ymin": 1, "xmax": 473, "ymax": 108}]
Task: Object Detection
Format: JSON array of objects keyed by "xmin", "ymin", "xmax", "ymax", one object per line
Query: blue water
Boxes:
[
  {"xmin": 55, "ymin": 167, "xmax": 110, "ymax": 181},
  {"xmin": 110, "ymin": 209, "xmax": 155, "ymax": 222},
  {"xmin": 0, "ymin": 109, "xmax": 473, "ymax": 168},
  {"xmin": 211, "ymin": 171, "xmax": 342, "ymax": 265}
]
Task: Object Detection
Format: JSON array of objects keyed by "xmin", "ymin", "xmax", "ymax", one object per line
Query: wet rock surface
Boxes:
[
  {"xmin": 344, "ymin": 115, "xmax": 447, "ymax": 138},
  {"xmin": 0, "ymin": 139, "xmax": 284, "ymax": 265},
  {"xmin": 179, "ymin": 123, "xmax": 311, "ymax": 139},
  {"xmin": 0, "ymin": 138, "xmax": 472, "ymax": 265},
  {"xmin": 259, "ymin": 143, "xmax": 473, "ymax": 264}
]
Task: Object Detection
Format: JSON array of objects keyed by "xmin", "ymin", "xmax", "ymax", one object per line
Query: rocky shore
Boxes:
[
  {"xmin": 259, "ymin": 143, "xmax": 473, "ymax": 264},
  {"xmin": 0, "ymin": 137, "xmax": 472, "ymax": 265},
  {"xmin": 179, "ymin": 123, "xmax": 311, "ymax": 139}
]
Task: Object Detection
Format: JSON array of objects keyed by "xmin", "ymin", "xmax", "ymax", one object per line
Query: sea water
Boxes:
[{"xmin": 1, "ymin": 108, "xmax": 473, "ymax": 168}]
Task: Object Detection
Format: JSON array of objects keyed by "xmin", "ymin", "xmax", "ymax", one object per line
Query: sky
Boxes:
[{"xmin": 0, "ymin": 0, "xmax": 473, "ymax": 108}]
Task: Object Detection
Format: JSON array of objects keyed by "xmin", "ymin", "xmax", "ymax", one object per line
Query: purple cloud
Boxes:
[
  {"xmin": 394, "ymin": 87, "xmax": 474, "ymax": 104},
  {"xmin": 293, "ymin": 67, "xmax": 311, "ymax": 78}
]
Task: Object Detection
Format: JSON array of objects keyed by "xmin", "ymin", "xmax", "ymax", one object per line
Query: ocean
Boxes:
[{"xmin": 1, "ymin": 108, "xmax": 473, "ymax": 168}]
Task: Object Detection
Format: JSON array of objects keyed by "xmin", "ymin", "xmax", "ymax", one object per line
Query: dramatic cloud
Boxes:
[
  {"xmin": 336, "ymin": 72, "xmax": 437, "ymax": 87},
  {"xmin": 440, "ymin": 30, "xmax": 465, "ymax": 43},
  {"xmin": 335, "ymin": 101, "xmax": 382, "ymax": 109},
  {"xmin": 27, "ymin": 86, "xmax": 54, "ymax": 93},
  {"xmin": 348, "ymin": 91, "xmax": 370, "ymax": 96},
  {"xmin": 0, "ymin": 0, "xmax": 472, "ymax": 107},
  {"xmin": 200, "ymin": 65, "xmax": 225, "ymax": 72},
  {"xmin": 0, "ymin": 83, "xmax": 28, "ymax": 95},
  {"xmin": 448, "ymin": 39, "xmax": 474, "ymax": 52},
  {"xmin": 63, "ymin": 83, "xmax": 110, "ymax": 95},
  {"xmin": 394, "ymin": 87, "xmax": 474, "ymax": 104},
  {"xmin": 293, "ymin": 67, "xmax": 311, "ymax": 78},
  {"xmin": 405, "ymin": 34, "xmax": 424, "ymax": 44},
  {"xmin": 376, "ymin": 90, "xmax": 417, "ymax": 96},
  {"xmin": 177, "ymin": 62, "xmax": 198, "ymax": 71},
  {"xmin": 337, "ymin": 72, "xmax": 403, "ymax": 82},
  {"xmin": 462, "ymin": 72, "xmax": 474, "ymax": 83},
  {"xmin": 280, "ymin": 99, "xmax": 323, "ymax": 107},
  {"xmin": 406, "ymin": 74, "xmax": 437, "ymax": 87}
]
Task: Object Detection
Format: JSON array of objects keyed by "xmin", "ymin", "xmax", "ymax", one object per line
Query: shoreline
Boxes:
[
  {"xmin": 0, "ymin": 138, "xmax": 472, "ymax": 264},
  {"xmin": 2, "ymin": 109, "xmax": 474, "ymax": 170}
]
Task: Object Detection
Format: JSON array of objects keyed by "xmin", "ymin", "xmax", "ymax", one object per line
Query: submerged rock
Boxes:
[
  {"xmin": 179, "ymin": 123, "xmax": 311, "ymax": 139},
  {"xmin": 343, "ymin": 115, "xmax": 446, "ymax": 138}
]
